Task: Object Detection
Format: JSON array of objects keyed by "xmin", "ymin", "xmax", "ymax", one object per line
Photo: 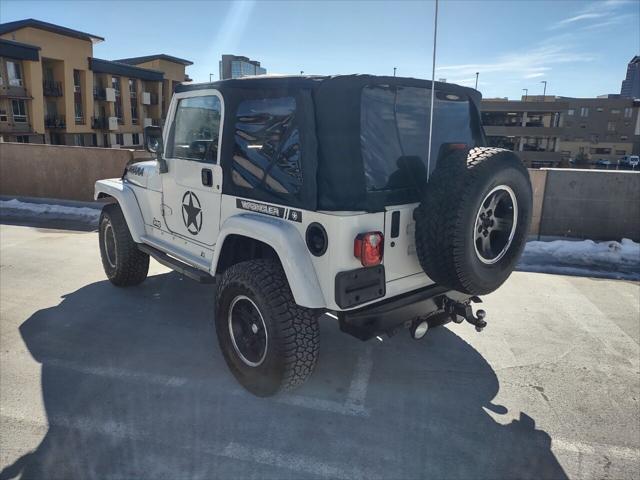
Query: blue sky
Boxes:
[{"xmin": 1, "ymin": 0, "xmax": 638, "ymax": 99}]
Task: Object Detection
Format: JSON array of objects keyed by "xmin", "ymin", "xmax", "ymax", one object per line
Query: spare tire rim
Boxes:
[
  {"xmin": 103, "ymin": 220, "xmax": 117, "ymax": 269},
  {"xmin": 228, "ymin": 295, "xmax": 268, "ymax": 367},
  {"xmin": 474, "ymin": 185, "xmax": 518, "ymax": 265}
]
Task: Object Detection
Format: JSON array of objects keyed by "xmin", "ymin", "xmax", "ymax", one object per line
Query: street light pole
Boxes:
[
  {"xmin": 475, "ymin": 72, "xmax": 479, "ymax": 89},
  {"xmin": 522, "ymin": 88, "xmax": 528, "ymax": 101},
  {"xmin": 393, "ymin": 67, "xmax": 397, "ymax": 77},
  {"xmin": 540, "ymin": 80, "xmax": 547, "ymax": 100}
]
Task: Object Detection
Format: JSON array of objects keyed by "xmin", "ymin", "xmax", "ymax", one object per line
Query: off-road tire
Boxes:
[
  {"xmin": 415, "ymin": 147, "xmax": 532, "ymax": 295},
  {"xmin": 99, "ymin": 203, "xmax": 149, "ymax": 287},
  {"xmin": 215, "ymin": 259, "xmax": 320, "ymax": 397}
]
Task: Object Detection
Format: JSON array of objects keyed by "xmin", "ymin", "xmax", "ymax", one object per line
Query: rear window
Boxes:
[
  {"xmin": 360, "ymin": 85, "xmax": 475, "ymax": 191},
  {"xmin": 232, "ymin": 96, "xmax": 303, "ymax": 195}
]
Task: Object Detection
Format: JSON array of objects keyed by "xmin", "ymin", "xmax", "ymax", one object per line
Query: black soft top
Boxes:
[{"xmin": 175, "ymin": 75, "xmax": 484, "ymax": 212}]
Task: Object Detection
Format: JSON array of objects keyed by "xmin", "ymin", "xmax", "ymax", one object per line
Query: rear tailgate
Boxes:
[{"xmin": 383, "ymin": 203, "xmax": 424, "ymax": 281}]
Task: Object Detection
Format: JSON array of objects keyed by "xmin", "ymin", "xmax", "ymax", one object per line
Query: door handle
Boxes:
[{"xmin": 201, "ymin": 168, "xmax": 213, "ymax": 187}]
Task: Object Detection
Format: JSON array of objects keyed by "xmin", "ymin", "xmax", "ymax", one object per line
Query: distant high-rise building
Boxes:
[
  {"xmin": 620, "ymin": 56, "xmax": 640, "ymax": 99},
  {"xmin": 218, "ymin": 55, "xmax": 266, "ymax": 80}
]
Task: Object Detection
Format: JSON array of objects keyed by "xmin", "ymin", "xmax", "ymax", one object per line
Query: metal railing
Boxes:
[
  {"xmin": 91, "ymin": 116, "xmax": 108, "ymax": 129},
  {"xmin": 44, "ymin": 115, "xmax": 66, "ymax": 128},
  {"xmin": 43, "ymin": 80, "xmax": 63, "ymax": 97}
]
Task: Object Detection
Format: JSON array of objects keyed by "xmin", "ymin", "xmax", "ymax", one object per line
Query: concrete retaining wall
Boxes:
[
  {"xmin": 1, "ymin": 143, "xmax": 638, "ymax": 241},
  {"xmin": 537, "ymin": 168, "xmax": 640, "ymax": 241},
  {"xmin": 0, "ymin": 142, "xmax": 150, "ymax": 202}
]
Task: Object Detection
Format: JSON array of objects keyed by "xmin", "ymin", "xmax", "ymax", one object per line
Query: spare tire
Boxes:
[{"xmin": 414, "ymin": 147, "xmax": 532, "ymax": 295}]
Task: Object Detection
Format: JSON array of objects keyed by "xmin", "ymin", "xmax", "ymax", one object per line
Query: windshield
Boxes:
[{"xmin": 361, "ymin": 85, "xmax": 476, "ymax": 191}]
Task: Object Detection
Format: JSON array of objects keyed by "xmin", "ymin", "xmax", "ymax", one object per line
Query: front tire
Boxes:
[
  {"xmin": 99, "ymin": 203, "xmax": 149, "ymax": 287},
  {"xmin": 215, "ymin": 259, "xmax": 320, "ymax": 397}
]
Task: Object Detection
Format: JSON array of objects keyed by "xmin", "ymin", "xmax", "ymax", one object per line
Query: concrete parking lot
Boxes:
[{"xmin": 1, "ymin": 222, "xmax": 639, "ymax": 479}]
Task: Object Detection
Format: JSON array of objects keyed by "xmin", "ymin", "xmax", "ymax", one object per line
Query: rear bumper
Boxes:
[{"xmin": 337, "ymin": 284, "xmax": 470, "ymax": 340}]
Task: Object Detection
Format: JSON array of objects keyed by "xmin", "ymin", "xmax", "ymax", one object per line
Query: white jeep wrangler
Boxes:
[{"xmin": 95, "ymin": 75, "xmax": 532, "ymax": 396}]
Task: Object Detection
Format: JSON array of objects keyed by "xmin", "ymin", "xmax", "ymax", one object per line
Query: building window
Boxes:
[
  {"xmin": 624, "ymin": 107, "xmax": 633, "ymax": 118},
  {"xmin": 607, "ymin": 121, "xmax": 615, "ymax": 132},
  {"xmin": 7, "ymin": 61, "xmax": 23, "ymax": 87},
  {"xmin": 91, "ymin": 133, "xmax": 97, "ymax": 147},
  {"xmin": 103, "ymin": 133, "xmax": 109, "ymax": 147},
  {"xmin": 11, "ymin": 100, "xmax": 27, "ymax": 122},
  {"xmin": 615, "ymin": 150, "xmax": 626, "ymax": 156},
  {"xmin": 74, "ymin": 134, "xmax": 85, "ymax": 146},
  {"xmin": 132, "ymin": 133, "xmax": 140, "ymax": 145},
  {"xmin": 115, "ymin": 133, "xmax": 123, "ymax": 145},
  {"xmin": 620, "ymin": 135, "xmax": 628, "ymax": 141},
  {"xmin": 128, "ymin": 79, "xmax": 137, "ymax": 98},
  {"xmin": 75, "ymin": 102, "xmax": 84, "ymax": 124},
  {"xmin": 131, "ymin": 103, "xmax": 138, "ymax": 124},
  {"xmin": 16, "ymin": 135, "xmax": 29, "ymax": 143},
  {"xmin": 0, "ymin": 110, "xmax": 7, "ymax": 122},
  {"xmin": 567, "ymin": 109, "xmax": 575, "ymax": 116},
  {"xmin": 611, "ymin": 109, "xmax": 621, "ymax": 114},
  {"xmin": 590, "ymin": 147, "xmax": 611, "ymax": 155},
  {"xmin": 596, "ymin": 107, "xmax": 603, "ymax": 112},
  {"xmin": 112, "ymin": 76, "xmax": 121, "ymax": 95},
  {"xmin": 580, "ymin": 107, "xmax": 589, "ymax": 117},
  {"xmin": 73, "ymin": 70, "xmax": 81, "ymax": 92}
]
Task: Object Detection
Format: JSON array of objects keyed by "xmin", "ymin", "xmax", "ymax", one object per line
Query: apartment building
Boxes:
[
  {"xmin": 219, "ymin": 54, "xmax": 266, "ymax": 80},
  {"xmin": 0, "ymin": 19, "xmax": 192, "ymax": 147},
  {"xmin": 481, "ymin": 96, "xmax": 640, "ymax": 167},
  {"xmin": 480, "ymin": 99, "xmax": 568, "ymax": 167}
]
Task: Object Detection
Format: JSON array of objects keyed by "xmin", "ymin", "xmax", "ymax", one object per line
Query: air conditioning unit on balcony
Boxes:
[
  {"xmin": 142, "ymin": 92, "xmax": 151, "ymax": 105},
  {"xmin": 108, "ymin": 116, "xmax": 119, "ymax": 131},
  {"xmin": 105, "ymin": 87, "xmax": 116, "ymax": 102},
  {"xmin": 143, "ymin": 117, "xmax": 152, "ymax": 127}
]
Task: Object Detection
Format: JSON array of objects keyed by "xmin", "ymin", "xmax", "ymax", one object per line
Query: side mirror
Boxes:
[{"xmin": 144, "ymin": 125, "xmax": 168, "ymax": 173}]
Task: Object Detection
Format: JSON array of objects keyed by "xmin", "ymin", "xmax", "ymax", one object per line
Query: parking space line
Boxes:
[{"xmin": 346, "ymin": 346, "xmax": 373, "ymax": 408}]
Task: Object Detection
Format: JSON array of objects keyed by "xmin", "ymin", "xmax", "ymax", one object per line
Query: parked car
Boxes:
[
  {"xmin": 94, "ymin": 75, "xmax": 532, "ymax": 396},
  {"xmin": 619, "ymin": 155, "xmax": 640, "ymax": 170},
  {"xmin": 595, "ymin": 158, "xmax": 613, "ymax": 169}
]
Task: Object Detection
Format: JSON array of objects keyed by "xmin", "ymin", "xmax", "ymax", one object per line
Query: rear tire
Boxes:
[
  {"xmin": 415, "ymin": 147, "xmax": 532, "ymax": 295},
  {"xmin": 215, "ymin": 259, "xmax": 320, "ymax": 397},
  {"xmin": 99, "ymin": 203, "xmax": 149, "ymax": 287}
]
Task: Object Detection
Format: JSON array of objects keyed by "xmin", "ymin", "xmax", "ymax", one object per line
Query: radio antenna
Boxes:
[{"xmin": 426, "ymin": 0, "xmax": 439, "ymax": 180}]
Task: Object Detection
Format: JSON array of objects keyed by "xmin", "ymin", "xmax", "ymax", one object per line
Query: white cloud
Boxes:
[
  {"xmin": 549, "ymin": 0, "xmax": 629, "ymax": 30},
  {"xmin": 524, "ymin": 72, "xmax": 546, "ymax": 79},
  {"xmin": 556, "ymin": 12, "xmax": 605, "ymax": 26}
]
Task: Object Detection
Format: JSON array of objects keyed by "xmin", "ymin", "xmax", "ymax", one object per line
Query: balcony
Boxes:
[
  {"xmin": 0, "ymin": 120, "xmax": 33, "ymax": 133},
  {"xmin": 143, "ymin": 118, "xmax": 161, "ymax": 127},
  {"xmin": 75, "ymin": 115, "xmax": 85, "ymax": 125},
  {"xmin": 91, "ymin": 116, "xmax": 108, "ymax": 129},
  {"xmin": 93, "ymin": 87, "xmax": 106, "ymax": 100},
  {"xmin": 44, "ymin": 115, "xmax": 66, "ymax": 129},
  {"xmin": 43, "ymin": 80, "xmax": 63, "ymax": 97}
]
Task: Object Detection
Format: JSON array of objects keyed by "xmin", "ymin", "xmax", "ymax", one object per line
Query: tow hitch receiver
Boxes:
[{"xmin": 444, "ymin": 296, "xmax": 487, "ymax": 332}]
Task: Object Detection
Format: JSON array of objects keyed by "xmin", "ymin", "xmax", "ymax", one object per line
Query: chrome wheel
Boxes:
[
  {"xmin": 228, "ymin": 295, "xmax": 268, "ymax": 367},
  {"xmin": 474, "ymin": 185, "xmax": 518, "ymax": 264},
  {"xmin": 103, "ymin": 220, "xmax": 117, "ymax": 269}
]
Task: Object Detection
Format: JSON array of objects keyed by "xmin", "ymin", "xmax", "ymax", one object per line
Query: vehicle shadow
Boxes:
[{"xmin": 2, "ymin": 272, "xmax": 568, "ymax": 479}]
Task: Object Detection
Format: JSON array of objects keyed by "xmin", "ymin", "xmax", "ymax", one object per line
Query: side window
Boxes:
[
  {"xmin": 169, "ymin": 95, "xmax": 222, "ymax": 162},
  {"xmin": 232, "ymin": 97, "xmax": 302, "ymax": 194}
]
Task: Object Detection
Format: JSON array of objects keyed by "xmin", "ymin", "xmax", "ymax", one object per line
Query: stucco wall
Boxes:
[{"xmin": 0, "ymin": 142, "xmax": 148, "ymax": 201}]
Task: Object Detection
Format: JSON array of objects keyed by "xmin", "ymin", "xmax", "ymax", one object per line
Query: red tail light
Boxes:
[{"xmin": 354, "ymin": 231, "xmax": 384, "ymax": 267}]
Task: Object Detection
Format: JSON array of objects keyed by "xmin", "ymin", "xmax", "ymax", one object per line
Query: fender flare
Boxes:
[
  {"xmin": 94, "ymin": 178, "xmax": 146, "ymax": 243},
  {"xmin": 212, "ymin": 214, "xmax": 326, "ymax": 309}
]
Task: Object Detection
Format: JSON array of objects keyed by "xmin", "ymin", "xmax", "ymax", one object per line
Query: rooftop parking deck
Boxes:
[{"xmin": 0, "ymin": 222, "xmax": 639, "ymax": 479}]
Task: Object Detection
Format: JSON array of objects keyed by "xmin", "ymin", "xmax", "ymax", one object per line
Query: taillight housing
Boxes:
[{"xmin": 354, "ymin": 231, "xmax": 384, "ymax": 267}]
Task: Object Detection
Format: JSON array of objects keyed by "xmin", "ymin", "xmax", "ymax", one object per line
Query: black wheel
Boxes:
[
  {"xmin": 415, "ymin": 147, "xmax": 532, "ymax": 295},
  {"xmin": 98, "ymin": 203, "xmax": 149, "ymax": 287},
  {"xmin": 215, "ymin": 259, "xmax": 320, "ymax": 397}
]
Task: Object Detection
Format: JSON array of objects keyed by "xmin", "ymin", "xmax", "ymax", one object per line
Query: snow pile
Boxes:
[
  {"xmin": 518, "ymin": 238, "xmax": 640, "ymax": 280},
  {"xmin": 0, "ymin": 199, "xmax": 100, "ymax": 223}
]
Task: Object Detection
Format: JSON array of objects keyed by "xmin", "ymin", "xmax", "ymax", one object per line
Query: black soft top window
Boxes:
[
  {"xmin": 361, "ymin": 85, "xmax": 475, "ymax": 192},
  {"xmin": 232, "ymin": 96, "xmax": 303, "ymax": 195}
]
